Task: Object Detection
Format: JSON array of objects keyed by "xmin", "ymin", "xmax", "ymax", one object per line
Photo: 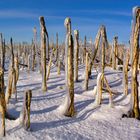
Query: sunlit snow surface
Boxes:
[{"xmin": 2, "ymin": 64, "xmax": 140, "ymax": 140}]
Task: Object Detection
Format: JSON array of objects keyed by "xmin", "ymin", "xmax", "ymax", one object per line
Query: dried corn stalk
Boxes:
[
  {"xmin": 123, "ymin": 51, "xmax": 130, "ymax": 95},
  {"xmin": 20, "ymin": 90, "xmax": 32, "ymax": 130},
  {"xmin": 88, "ymin": 27, "xmax": 102, "ymax": 77},
  {"xmin": 112, "ymin": 36, "xmax": 118, "ymax": 70},
  {"xmin": 5, "ymin": 38, "xmax": 16, "ymax": 103},
  {"xmin": 0, "ymin": 68, "xmax": 6, "ymax": 136},
  {"xmin": 40, "ymin": 16, "xmax": 48, "ymax": 91},
  {"xmin": 74, "ymin": 30, "xmax": 79, "ymax": 82},
  {"xmin": 129, "ymin": 7, "xmax": 140, "ymax": 119},
  {"xmin": 84, "ymin": 52, "xmax": 89, "ymax": 90},
  {"xmin": 64, "ymin": 17, "xmax": 75, "ymax": 117}
]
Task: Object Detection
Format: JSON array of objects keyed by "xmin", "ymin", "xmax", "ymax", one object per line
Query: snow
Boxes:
[
  {"xmin": 57, "ymin": 94, "xmax": 70, "ymax": 115},
  {"xmin": 2, "ymin": 64, "xmax": 140, "ymax": 140}
]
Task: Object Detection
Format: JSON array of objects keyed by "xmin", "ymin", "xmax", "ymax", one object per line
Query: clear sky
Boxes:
[{"xmin": 0, "ymin": 0, "xmax": 139, "ymax": 44}]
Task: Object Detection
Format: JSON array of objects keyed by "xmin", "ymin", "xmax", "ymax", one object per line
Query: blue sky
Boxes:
[{"xmin": 0, "ymin": 0, "xmax": 139, "ymax": 44}]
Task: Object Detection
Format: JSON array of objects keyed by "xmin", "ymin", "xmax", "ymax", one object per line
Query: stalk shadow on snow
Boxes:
[
  {"xmin": 16, "ymin": 88, "xmax": 65, "ymax": 104},
  {"xmin": 101, "ymin": 88, "xmax": 131, "ymax": 106},
  {"xmin": 31, "ymin": 106, "xmax": 100, "ymax": 132},
  {"xmin": 111, "ymin": 92, "xmax": 123, "ymax": 101},
  {"xmin": 18, "ymin": 77, "xmax": 28, "ymax": 81},
  {"xmin": 74, "ymin": 86, "xmax": 85, "ymax": 94},
  {"xmin": 16, "ymin": 85, "xmax": 41, "ymax": 95},
  {"xmin": 31, "ymin": 99, "xmax": 100, "ymax": 132},
  {"xmin": 97, "ymin": 93, "xmax": 126, "ymax": 105},
  {"xmin": 88, "ymin": 84, "xmax": 96, "ymax": 91},
  {"xmin": 17, "ymin": 80, "xmax": 65, "ymax": 95},
  {"xmin": 17, "ymin": 82, "xmax": 41, "ymax": 89},
  {"xmin": 47, "ymin": 83, "xmax": 65, "ymax": 90},
  {"xmin": 7, "ymin": 125, "xmax": 23, "ymax": 134},
  {"xmin": 46, "ymin": 93, "xmax": 65, "ymax": 100},
  {"xmin": 48, "ymin": 76, "xmax": 65, "ymax": 80},
  {"xmin": 31, "ymin": 105, "xmax": 58, "ymax": 115},
  {"xmin": 108, "ymin": 79, "xmax": 122, "ymax": 88},
  {"xmin": 48, "ymin": 78, "xmax": 64, "ymax": 84},
  {"xmin": 7, "ymin": 107, "xmax": 20, "ymax": 118},
  {"xmin": 75, "ymin": 99, "xmax": 94, "ymax": 112},
  {"xmin": 104, "ymin": 71, "xmax": 122, "ymax": 76},
  {"xmin": 31, "ymin": 90, "xmax": 65, "ymax": 102},
  {"xmin": 74, "ymin": 78, "xmax": 96, "ymax": 94}
]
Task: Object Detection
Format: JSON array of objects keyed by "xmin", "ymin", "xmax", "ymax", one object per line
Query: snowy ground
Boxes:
[{"xmin": 2, "ymin": 64, "xmax": 140, "ymax": 140}]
